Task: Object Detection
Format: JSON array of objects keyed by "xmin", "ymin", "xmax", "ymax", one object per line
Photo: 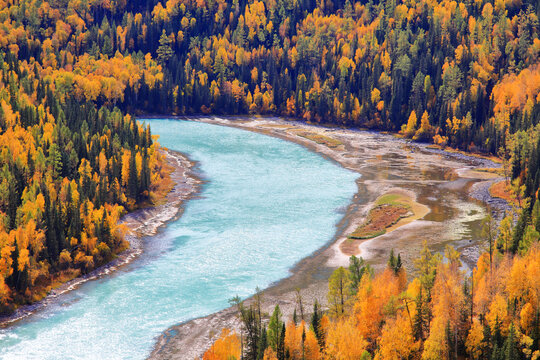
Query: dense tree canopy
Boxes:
[
  {"xmin": 0, "ymin": 3, "xmax": 171, "ymax": 312},
  {"xmin": 206, "ymin": 240, "xmax": 540, "ymax": 359},
  {"xmin": 0, "ymin": 0, "xmax": 539, "ymax": 335}
]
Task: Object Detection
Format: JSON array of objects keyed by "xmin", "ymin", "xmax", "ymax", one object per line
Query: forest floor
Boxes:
[
  {"xmin": 0, "ymin": 149, "xmax": 201, "ymax": 326},
  {"xmin": 148, "ymin": 116, "xmax": 510, "ymax": 360}
]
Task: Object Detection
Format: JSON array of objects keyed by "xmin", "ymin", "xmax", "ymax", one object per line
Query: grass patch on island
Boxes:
[
  {"xmin": 348, "ymin": 201, "xmax": 412, "ymax": 240},
  {"xmin": 374, "ymin": 193, "xmax": 411, "ymax": 208},
  {"xmin": 293, "ymin": 130, "xmax": 343, "ymax": 148},
  {"xmin": 340, "ymin": 191, "xmax": 430, "ymax": 257}
]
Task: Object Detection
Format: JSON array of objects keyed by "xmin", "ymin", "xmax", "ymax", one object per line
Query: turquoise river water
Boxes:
[{"xmin": 0, "ymin": 119, "xmax": 358, "ymax": 359}]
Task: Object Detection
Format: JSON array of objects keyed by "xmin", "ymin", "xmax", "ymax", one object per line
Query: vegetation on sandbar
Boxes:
[{"xmin": 348, "ymin": 193, "xmax": 413, "ymax": 240}]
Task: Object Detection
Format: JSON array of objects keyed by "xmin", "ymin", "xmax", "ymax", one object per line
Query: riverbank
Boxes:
[
  {"xmin": 149, "ymin": 116, "xmax": 509, "ymax": 360},
  {"xmin": 0, "ymin": 149, "xmax": 200, "ymax": 327}
]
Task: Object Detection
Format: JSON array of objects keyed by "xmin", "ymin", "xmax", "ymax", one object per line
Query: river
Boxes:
[{"xmin": 0, "ymin": 119, "xmax": 358, "ymax": 359}]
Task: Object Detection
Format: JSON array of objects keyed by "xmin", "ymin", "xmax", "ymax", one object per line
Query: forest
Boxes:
[
  {"xmin": 0, "ymin": 0, "xmax": 539, "ymax": 356},
  {"xmin": 0, "ymin": 57, "xmax": 170, "ymax": 311},
  {"xmin": 2, "ymin": 0, "xmax": 538, "ymax": 192},
  {"xmin": 0, "ymin": 1, "xmax": 172, "ymax": 310},
  {"xmin": 203, "ymin": 241, "xmax": 539, "ymax": 359}
]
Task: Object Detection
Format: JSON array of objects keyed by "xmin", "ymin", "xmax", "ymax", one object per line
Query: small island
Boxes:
[{"xmin": 341, "ymin": 191, "xmax": 429, "ymax": 256}]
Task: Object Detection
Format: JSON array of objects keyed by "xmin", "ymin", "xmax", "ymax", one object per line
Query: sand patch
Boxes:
[
  {"xmin": 259, "ymin": 124, "xmax": 295, "ymax": 130},
  {"xmin": 457, "ymin": 168, "xmax": 501, "ymax": 179},
  {"xmin": 289, "ymin": 128, "xmax": 344, "ymax": 149},
  {"xmin": 426, "ymin": 144, "xmax": 502, "ymax": 164},
  {"xmin": 489, "ymin": 180, "xmax": 517, "ymax": 205}
]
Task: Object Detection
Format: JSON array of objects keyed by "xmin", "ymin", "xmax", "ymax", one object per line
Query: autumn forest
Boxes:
[{"xmin": 0, "ymin": 0, "xmax": 539, "ymax": 357}]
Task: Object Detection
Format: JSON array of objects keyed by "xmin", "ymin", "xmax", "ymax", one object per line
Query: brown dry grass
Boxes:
[
  {"xmin": 26, "ymin": 269, "xmax": 81, "ymax": 304},
  {"xmin": 489, "ymin": 180, "xmax": 517, "ymax": 204},
  {"xmin": 149, "ymin": 154, "xmax": 176, "ymax": 206},
  {"xmin": 348, "ymin": 204, "xmax": 410, "ymax": 240},
  {"xmin": 340, "ymin": 204, "xmax": 410, "ymax": 255}
]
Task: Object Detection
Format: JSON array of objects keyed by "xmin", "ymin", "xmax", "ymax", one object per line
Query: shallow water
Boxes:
[
  {"xmin": 327, "ymin": 128, "xmax": 491, "ymax": 273},
  {"xmin": 0, "ymin": 119, "xmax": 358, "ymax": 359}
]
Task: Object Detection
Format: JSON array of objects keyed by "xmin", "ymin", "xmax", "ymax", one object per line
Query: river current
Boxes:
[{"xmin": 0, "ymin": 119, "xmax": 358, "ymax": 359}]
